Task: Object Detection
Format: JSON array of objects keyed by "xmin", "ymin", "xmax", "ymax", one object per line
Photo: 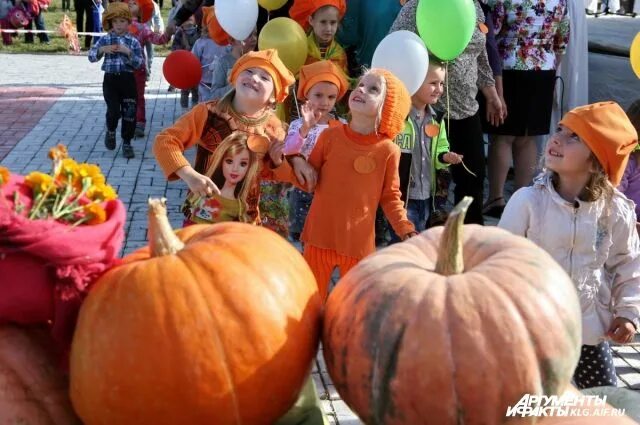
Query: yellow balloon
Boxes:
[
  {"xmin": 258, "ymin": 17, "xmax": 308, "ymax": 74},
  {"xmin": 631, "ymin": 32, "xmax": 640, "ymax": 79},
  {"xmin": 258, "ymin": 0, "xmax": 287, "ymax": 11}
]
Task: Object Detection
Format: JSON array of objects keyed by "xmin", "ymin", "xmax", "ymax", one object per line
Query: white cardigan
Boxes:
[{"xmin": 499, "ymin": 174, "xmax": 640, "ymax": 345}]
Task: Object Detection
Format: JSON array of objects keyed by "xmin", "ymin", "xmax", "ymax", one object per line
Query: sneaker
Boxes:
[
  {"xmin": 122, "ymin": 142, "xmax": 135, "ymax": 159},
  {"xmin": 134, "ymin": 125, "xmax": 145, "ymax": 138},
  {"xmin": 104, "ymin": 131, "xmax": 116, "ymax": 150}
]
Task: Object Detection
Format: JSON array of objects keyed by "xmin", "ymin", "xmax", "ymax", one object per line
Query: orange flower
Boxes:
[
  {"xmin": 48, "ymin": 144, "xmax": 69, "ymax": 161},
  {"xmin": 83, "ymin": 203, "xmax": 107, "ymax": 225},
  {"xmin": 87, "ymin": 183, "xmax": 118, "ymax": 201},
  {"xmin": 25, "ymin": 171, "xmax": 55, "ymax": 193},
  {"xmin": 0, "ymin": 166, "xmax": 9, "ymax": 186}
]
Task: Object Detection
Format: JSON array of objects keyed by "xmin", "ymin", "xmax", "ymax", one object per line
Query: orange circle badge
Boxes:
[
  {"xmin": 425, "ymin": 124, "xmax": 440, "ymax": 138},
  {"xmin": 478, "ymin": 23, "xmax": 489, "ymax": 34},
  {"xmin": 353, "ymin": 156, "xmax": 377, "ymax": 174}
]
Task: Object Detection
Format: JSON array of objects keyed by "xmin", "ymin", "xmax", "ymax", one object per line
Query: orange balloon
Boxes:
[{"xmin": 631, "ymin": 32, "xmax": 640, "ymax": 79}]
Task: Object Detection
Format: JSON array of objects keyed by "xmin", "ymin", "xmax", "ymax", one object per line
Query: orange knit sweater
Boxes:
[
  {"xmin": 153, "ymin": 100, "xmax": 292, "ymax": 224},
  {"xmin": 301, "ymin": 124, "xmax": 415, "ymax": 259}
]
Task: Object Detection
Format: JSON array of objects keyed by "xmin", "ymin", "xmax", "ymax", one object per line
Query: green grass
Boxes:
[{"xmin": 1, "ymin": 0, "xmax": 172, "ymax": 55}]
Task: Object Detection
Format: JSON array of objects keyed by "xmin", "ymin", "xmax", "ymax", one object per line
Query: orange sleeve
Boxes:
[
  {"xmin": 153, "ymin": 103, "xmax": 210, "ymax": 180},
  {"xmin": 380, "ymin": 144, "xmax": 415, "ymax": 238}
]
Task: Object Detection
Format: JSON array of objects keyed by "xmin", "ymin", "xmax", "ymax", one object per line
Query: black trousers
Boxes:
[
  {"xmin": 74, "ymin": 0, "xmax": 94, "ymax": 48},
  {"xmin": 442, "ymin": 112, "xmax": 486, "ymax": 225},
  {"xmin": 103, "ymin": 73, "xmax": 137, "ymax": 142}
]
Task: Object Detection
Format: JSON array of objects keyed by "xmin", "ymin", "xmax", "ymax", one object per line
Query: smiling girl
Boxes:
[
  {"xmin": 499, "ymin": 102, "xmax": 640, "ymax": 389},
  {"xmin": 154, "ymin": 49, "xmax": 316, "ymax": 231},
  {"xmin": 300, "ymin": 69, "xmax": 416, "ymax": 301}
]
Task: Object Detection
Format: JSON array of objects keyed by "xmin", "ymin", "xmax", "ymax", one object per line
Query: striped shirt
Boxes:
[{"xmin": 88, "ymin": 32, "xmax": 144, "ymax": 73}]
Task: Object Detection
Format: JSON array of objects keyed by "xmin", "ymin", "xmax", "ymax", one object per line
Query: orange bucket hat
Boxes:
[
  {"xmin": 368, "ymin": 69, "xmax": 411, "ymax": 140},
  {"xmin": 228, "ymin": 49, "xmax": 296, "ymax": 103},
  {"xmin": 202, "ymin": 6, "xmax": 231, "ymax": 46},
  {"xmin": 297, "ymin": 60, "xmax": 348, "ymax": 101},
  {"xmin": 560, "ymin": 101, "xmax": 638, "ymax": 186},
  {"xmin": 289, "ymin": 0, "xmax": 346, "ymax": 31},
  {"xmin": 102, "ymin": 2, "xmax": 132, "ymax": 31},
  {"xmin": 133, "ymin": 0, "xmax": 154, "ymax": 23}
]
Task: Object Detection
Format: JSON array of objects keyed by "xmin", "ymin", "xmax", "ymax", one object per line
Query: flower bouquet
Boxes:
[{"xmin": 0, "ymin": 145, "xmax": 126, "ymax": 363}]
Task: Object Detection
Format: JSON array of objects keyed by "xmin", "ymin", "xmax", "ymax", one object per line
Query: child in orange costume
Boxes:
[
  {"xmin": 301, "ymin": 69, "xmax": 417, "ymax": 301},
  {"xmin": 289, "ymin": 0, "xmax": 348, "ymax": 74},
  {"xmin": 154, "ymin": 49, "xmax": 314, "ymax": 229}
]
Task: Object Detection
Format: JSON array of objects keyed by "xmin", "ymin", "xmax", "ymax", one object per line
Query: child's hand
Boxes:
[
  {"xmin": 269, "ymin": 141, "xmax": 285, "ymax": 167},
  {"xmin": 299, "ymin": 102, "xmax": 323, "ymax": 138},
  {"xmin": 606, "ymin": 317, "xmax": 637, "ymax": 344},
  {"xmin": 100, "ymin": 45, "xmax": 116, "ymax": 54},
  {"xmin": 401, "ymin": 231, "xmax": 418, "ymax": 241},
  {"xmin": 291, "ymin": 156, "xmax": 317, "ymax": 192},
  {"xmin": 176, "ymin": 166, "xmax": 221, "ymax": 197},
  {"xmin": 443, "ymin": 152, "xmax": 463, "ymax": 165},
  {"xmin": 114, "ymin": 44, "xmax": 131, "ymax": 56}
]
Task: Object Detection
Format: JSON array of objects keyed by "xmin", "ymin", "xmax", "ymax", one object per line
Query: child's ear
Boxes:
[{"xmin": 308, "ymin": 15, "xmax": 314, "ymax": 27}]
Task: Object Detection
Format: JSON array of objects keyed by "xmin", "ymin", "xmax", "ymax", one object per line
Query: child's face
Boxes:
[
  {"xmin": 413, "ymin": 66, "xmax": 445, "ymax": 106},
  {"xmin": 111, "ymin": 17, "xmax": 130, "ymax": 34},
  {"xmin": 127, "ymin": 0, "xmax": 138, "ymax": 16},
  {"xmin": 308, "ymin": 6, "xmax": 339, "ymax": 44},
  {"xmin": 349, "ymin": 73, "xmax": 385, "ymax": 118},
  {"xmin": 235, "ymin": 67, "xmax": 275, "ymax": 106},
  {"xmin": 545, "ymin": 125, "xmax": 594, "ymax": 176},
  {"xmin": 307, "ymin": 82, "xmax": 339, "ymax": 117},
  {"xmin": 222, "ymin": 148, "xmax": 250, "ymax": 184}
]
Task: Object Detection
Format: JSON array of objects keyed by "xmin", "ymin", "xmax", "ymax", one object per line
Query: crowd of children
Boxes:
[{"xmin": 85, "ymin": 0, "xmax": 640, "ymax": 395}]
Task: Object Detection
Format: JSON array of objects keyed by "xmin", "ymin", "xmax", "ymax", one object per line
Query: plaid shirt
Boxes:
[{"xmin": 88, "ymin": 31, "xmax": 144, "ymax": 73}]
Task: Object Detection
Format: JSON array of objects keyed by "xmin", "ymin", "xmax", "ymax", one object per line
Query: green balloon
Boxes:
[{"xmin": 416, "ymin": 0, "xmax": 477, "ymax": 61}]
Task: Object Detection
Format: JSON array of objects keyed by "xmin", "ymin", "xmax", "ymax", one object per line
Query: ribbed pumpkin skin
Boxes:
[
  {"xmin": 323, "ymin": 225, "xmax": 582, "ymax": 425},
  {"xmin": 0, "ymin": 325, "xmax": 81, "ymax": 424},
  {"xmin": 70, "ymin": 222, "xmax": 322, "ymax": 425}
]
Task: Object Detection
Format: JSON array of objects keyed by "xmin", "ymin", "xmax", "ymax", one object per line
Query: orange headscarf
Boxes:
[
  {"xmin": 369, "ymin": 69, "xmax": 411, "ymax": 140},
  {"xmin": 202, "ymin": 6, "xmax": 231, "ymax": 46},
  {"xmin": 297, "ymin": 60, "xmax": 348, "ymax": 101},
  {"xmin": 134, "ymin": 0, "xmax": 154, "ymax": 23},
  {"xmin": 289, "ymin": 0, "xmax": 346, "ymax": 31},
  {"xmin": 228, "ymin": 49, "xmax": 296, "ymax": 103}
]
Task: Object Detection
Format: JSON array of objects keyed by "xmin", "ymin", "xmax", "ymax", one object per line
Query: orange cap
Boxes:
[
  {"xmin": 560, "ymin": 101, "xmax": 639, "ymax": 186},
  {"xmin": 297, "ymin": 60, "xmax": 348, "ymax": 101},
  {"xmin": 202, "ymin": 6, "xmax": 231, "ymax": 46},
  {"xmin": 369, "ymin": 69, "xmax": 411, "ymax": 139},
  {"xmin": 134, "ymin": 0, "xmax": 154, "ymax": 23},
  {"xmin": 229, "ymin": 49, "xmax": 296, "ymax": 103},
  {"xmin": 102, "ymin": 2, "xmax": 132, "ymax": 31},
  {"xmin": 289, "ymin": 0, "xmax": 346, "ymax": 31}
]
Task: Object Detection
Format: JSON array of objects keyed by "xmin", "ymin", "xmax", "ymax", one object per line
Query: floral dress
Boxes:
[{"xmin": 488, "ymin": 0, "xmax": 570, "ymax": 71}]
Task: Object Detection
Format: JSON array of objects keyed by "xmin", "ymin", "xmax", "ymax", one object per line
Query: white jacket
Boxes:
[{"xmin": 499, "ymin": 174, "xmax": 640, "ymax": 346}]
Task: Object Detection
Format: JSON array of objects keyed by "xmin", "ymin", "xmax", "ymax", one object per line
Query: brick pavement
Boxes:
[{"xmin": 2, "ymin": 52, "xmax": 640, "ymax": 424}]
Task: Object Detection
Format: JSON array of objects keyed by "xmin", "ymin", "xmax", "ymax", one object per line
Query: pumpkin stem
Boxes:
[
  {"xmin": 434, "ymin": 196, "xmax": 473, "ymax": 276},
  {"xmin": 148, "ymin": 198, "xmax": 185, "ymax": 256}
]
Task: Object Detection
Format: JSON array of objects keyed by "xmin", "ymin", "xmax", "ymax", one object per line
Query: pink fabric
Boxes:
[
  {"xmin": 0, "ymin": 174, "xmax": 125, "ymax": 366},
  {"xmin": 134, "ymin": 67, "xmax": 147, "ymax": 125},
  {"xmin": 283, "ymin": 130, "xmax": 304, "ymax": 156}
]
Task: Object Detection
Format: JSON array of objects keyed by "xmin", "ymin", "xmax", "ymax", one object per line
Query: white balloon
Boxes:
[
  {"xmin": 371, "ymin": 30, "xmax": 430, "ymax": 96},
  {"xmin": 215, "ymin": 0, "xmax": 258, "ymax": 41}
]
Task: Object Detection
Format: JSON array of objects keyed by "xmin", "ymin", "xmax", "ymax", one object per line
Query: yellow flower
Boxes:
[
  {"xmin": 59, "ymin": 158, "xmax": 78, "ymax": 178},
  {"xmin": 0, "ymin": 166, "xmax": 9, "ymax": 186},
  {"xmin": 25, "ymin": 171, "xmax": 55, "ymax": 193},
  {"xmin": 83, "ymin": 202, "xmax": 107, "ymax": 225},
  {"xmin": 48, "ymin": 144, "xmax": 68, "ymax": 161},
  {"xmin": 87, "ymin": 183, "xmax": 118, "ymax": 201}
]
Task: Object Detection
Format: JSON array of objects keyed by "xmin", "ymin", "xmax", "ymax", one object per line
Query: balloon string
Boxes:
[
  {"xmin": 292, "ymin": 82, "xmax": 301, "ymax": 118},
  {"xmin": 445, "ymin": 60, "xmax": 476, "ymax": 178}
]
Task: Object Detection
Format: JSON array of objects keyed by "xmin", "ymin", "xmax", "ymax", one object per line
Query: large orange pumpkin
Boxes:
[
  {"xmin": 70, "ymin": 199, "xmax": 322, "ymax": 425},
  {"xmin": 0, "ymin": 325, "xmax": 81, "ymax": 424},
  {"xmin": 323, "ymin": 197, "xmax": 583, "ymax": 424}
]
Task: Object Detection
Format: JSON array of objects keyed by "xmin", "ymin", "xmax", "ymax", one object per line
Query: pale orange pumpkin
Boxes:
[
  {"xmin": 323, "ymin": 197, "xmax": 583, "ymax": 425},
  {"xmin": 0, "ymin": 325, "xmax": 80, "ymax": 424},
  {"xmin": 70, "ymin": 199, "xmax": 322, "ymax": 425}
]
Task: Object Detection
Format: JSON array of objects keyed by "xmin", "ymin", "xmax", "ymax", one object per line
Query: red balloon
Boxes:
[{"xmin": 162, "ymin": 50, "xmax": 202, "ymax": 90}]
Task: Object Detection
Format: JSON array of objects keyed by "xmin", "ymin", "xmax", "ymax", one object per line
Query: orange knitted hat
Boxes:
[
  {"xmin": 102, "ymin": 2, "xmax": 132, "ymax": 31},
  {"xmin": 133, "ymin": 0, "xmax": 154, "ymax": 23},
  {"xmin": 229, "ymin": 49, "xmax": 296, "ymax": 103},
  {"xmin": 202, "ymin": 6, "xmax": 231, "ymax": 46},
  {"xmin": 369, "ymin": 68, "xmax": 411, "ymax": 140},
  {"xmin": 560, "ymin": 101, "xmax": 638, "ymax": 186},
  {"xmin": 289, "ymin": 0, "xmax": 346, "ymax": 31},
  {"xmin": 297, "ymin": 60, "xmax": 349, "ymax": 101}
]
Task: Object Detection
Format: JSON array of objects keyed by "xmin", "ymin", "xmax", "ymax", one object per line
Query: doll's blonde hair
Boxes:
[{"xmin": 204, "ymin": 132, "xmax": 261, "ymax": 222}]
